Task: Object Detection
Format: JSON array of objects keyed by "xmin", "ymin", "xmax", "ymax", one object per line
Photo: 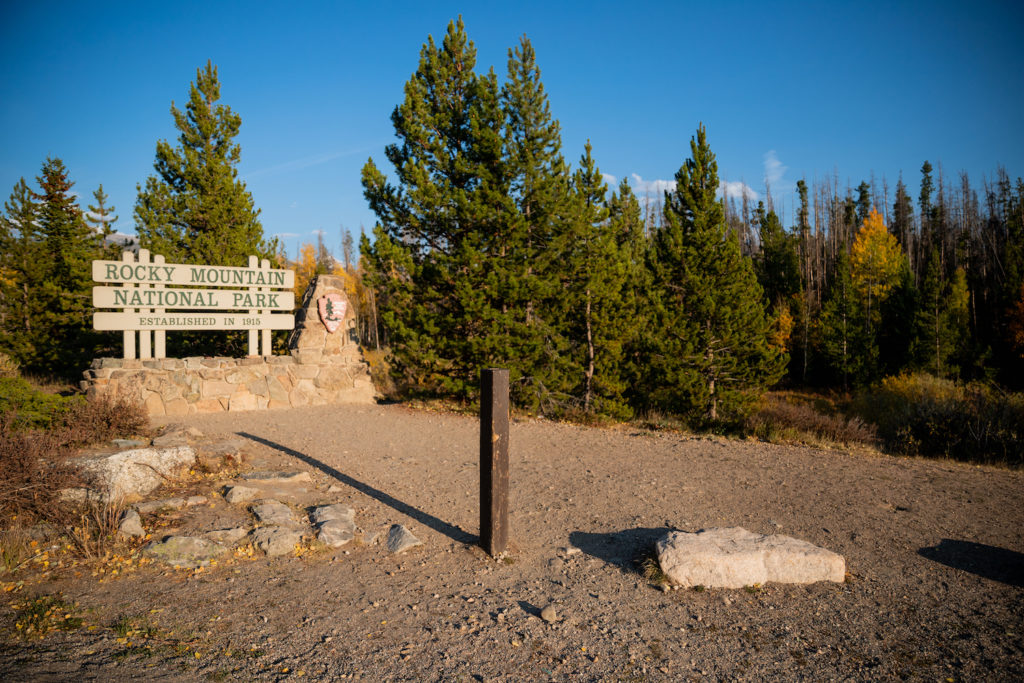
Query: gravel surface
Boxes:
[{"xmin": 3, "ymin": 402, "xmax": 1022, "ymax": 681}]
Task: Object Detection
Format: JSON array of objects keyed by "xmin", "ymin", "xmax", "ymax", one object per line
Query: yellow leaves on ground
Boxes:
[{"xmin": 850, "ymin": 207, "xmax": 903, "ymax": 304}]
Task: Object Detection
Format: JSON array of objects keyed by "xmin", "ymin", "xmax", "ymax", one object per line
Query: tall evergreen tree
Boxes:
[
  {"xmin": 819, "ymin": 251, "xmax": 873, "ymax": 390},
  {"xmin": 361, "ymin": 18, "xmax": 511, "ymax": 402},
  {"xmin": 559, "ymin": 142, "xmax": 632, "ymax": 417},
  {"xmin": 0, "ymin": 178, "xmax": 44, "ymax": 367},
  {"xmin": 135, "ymin": 61, "xmax": 273, "ymax": 266},
  {"xmin": 85, "ymin": 183, "xmax": 118, "ymax": 238},
  {"xmin": 755, "ymin": 205, "xmax": 801, "ymax": 307},
  {"xmin": 645, "ymin": 124, "xmax": 783, "ymax": 422},
  {"xmin": 608, "ymin": 179, "xmax": 649, "ymax": 406},
  {"xmin": 0, "ymin": 159, "xmax": 106, "ymax": 375},
  {"xmin": 498, "ymin": 35, "xmax": 573, "ymax": 408}
]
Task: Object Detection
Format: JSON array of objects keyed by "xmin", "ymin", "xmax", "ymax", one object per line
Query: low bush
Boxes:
[
  {"xmin": 0, "ymin": 377, "xmax": 82, "ymax": 430},
  {"xmin": 0, "ymin": 382, "xmax": 147, "ymax": 532},
  {"xmin": 746, "ymin": 395, "xmax": 877, "ymax": 446},
  {"xmin": 854, "ymin": 373, "xmax": 1024, "ymax": 467},
  {"xmin": 0, "ymin": 414, "xmax": 79, "ymax": 528}
]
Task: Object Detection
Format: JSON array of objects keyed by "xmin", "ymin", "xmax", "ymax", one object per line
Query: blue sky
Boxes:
[{"xmin": 2, "ymin": 1, "xmax": 1022, "ymax": 260}]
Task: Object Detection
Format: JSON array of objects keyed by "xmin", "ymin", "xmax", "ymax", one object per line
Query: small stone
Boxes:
[
  {"xmin": 142, "ymin": 535, "xmax": 228, "ymax": 568},
  {"xmin": 251, "ymin": 501, "xmax": 300, "ymax": 527},
  {"xmin": 135, "ymin": 497, "xmax": 186, "ymax": 514},
  {"xmin": 251, "ymin": 527, "xmax": 303, "ymax": 557},
  {"xmin": 386, "ymin": 524, "xmax": 423, "ymax": 554},
  {"xmin": 224, "ymin": 485, "xmax": 260, "ymax": 504},
  {"xmin": 111, "ymin": 439, "xmax": 148, "ymax": 449},
  {"xmin": 152, "ymin": 433, "xmax": 189, "ymax": 448},
  {"xmin": 205, "ymin": 527, "xmax": 250, "ymax": 545},
  {"xmin": 185, "ymin": 495, "xmax": 208, "ymax": 506},
  {"xmin": 240, "ymin": 471, "xmax": 312, "ymax": 486},
  {"xmin": 548, "ymin": 557, "xmax": 565, "ymax": 572},
  {"xmin": 317, "ymin": 519, "xmax": 356, "ymax": 548},
  {"xmin": 327, "ymin": 485, "xmax": 344, "ymax": 493},
  {"xmin": 310, "ymin": 504, "xmax": 354, "ymax": 525},
  {"xmin": 362, "ymin": 530, "xmax": 380, "ymax": 545},
  {"xmin": 540, "ymin": 605, "xmax": 558, "ymax": 623},
  {"xmin": 118, "ymin": 509, "xmax": 145, "ymax": 538}
]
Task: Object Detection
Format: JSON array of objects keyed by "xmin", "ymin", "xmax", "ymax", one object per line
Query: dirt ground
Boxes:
[{"xmin": 2, "ymin": 402, "xmax": 1023, "ymax": 681}]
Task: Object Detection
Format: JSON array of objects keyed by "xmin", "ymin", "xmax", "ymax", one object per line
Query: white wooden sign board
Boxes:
[{"xmin": 92, "ymin": 249, "xmax": 295, "ymax": 360}]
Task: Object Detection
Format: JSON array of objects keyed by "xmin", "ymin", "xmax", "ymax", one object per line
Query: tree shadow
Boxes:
[
  {"xmin": 237, "ymin": 432, "xmax": 476, "ymax": 545},
  {"xmin": 918, "ymin": 539, "xmax": 1024, "ymax": 587},
  {"xmin": 568, "ymin": 527, "xmax": 671, "ymax": 572}
]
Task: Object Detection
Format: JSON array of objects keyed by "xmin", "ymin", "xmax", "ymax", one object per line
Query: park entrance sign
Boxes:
[{"xmin": 92, "ymin": 249, "xmax": 295, "ymax": 359}]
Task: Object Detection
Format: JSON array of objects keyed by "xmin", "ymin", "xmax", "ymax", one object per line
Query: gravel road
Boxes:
[{"xmin": 3, "ymin": 402, "xmax": 1022, "ymax": 681}]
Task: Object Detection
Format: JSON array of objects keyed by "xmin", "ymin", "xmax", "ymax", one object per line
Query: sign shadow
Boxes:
[
  {"xmin": 918, "ymin": 539, "xmax": 1024, "ymax": 587},
  {"xmin": 238, "ymin": 432, "xmax": 476, "ymax": 546}
]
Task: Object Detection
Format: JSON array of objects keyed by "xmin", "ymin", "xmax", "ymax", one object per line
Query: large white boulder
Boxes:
[
  {"xmin": 656, "ymin": 527, "xmax": 845, "ymax": 588},
  {"xmin": 76, "ymin": 446, "xmax": 196, "ymax": 502}
]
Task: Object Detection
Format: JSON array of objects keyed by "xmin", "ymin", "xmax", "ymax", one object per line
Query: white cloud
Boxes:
[
  {"xmin": 601, "ymin": 173, "xmax": 617, "ymax": 187},
  {"xmin": 763, "ymin": 150, "xmax": 794, "ymax": 194},
  {"xmin": 630, "ymin": 173, "xmax": 676, "ymax": 196},
  {"xmin": 718, "ymin": 180, "xmax": 759, "ymax": 202}
]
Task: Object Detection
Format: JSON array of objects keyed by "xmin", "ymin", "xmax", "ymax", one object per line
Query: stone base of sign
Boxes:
[
  {"xmin": 83, "ymin": 272, "xmax": 374, "ymax": 416},
  {"xmin": 82, "ymin": 351, "xmax": 375, "ymax": 416}
]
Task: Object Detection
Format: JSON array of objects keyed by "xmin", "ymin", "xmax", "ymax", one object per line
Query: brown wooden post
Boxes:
[{"xmin": 480, "ymin": 368, "xmax": 509, "ymax": 556}]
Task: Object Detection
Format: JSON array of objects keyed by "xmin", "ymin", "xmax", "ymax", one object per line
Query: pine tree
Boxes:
[
  {"xmin": 819, "ymin": 251, "xmax": 872, "ymax": 390},
  {"xmin": 914, "ymin": 248, "xmax": 969, "ymax": 377},
  {"xmin": 498, "ymin": 35, "xmax": 573, "ymax": 409},
  {"xmin": 559, "ymin": 142, "xmax": 632, "ymax": 417},
  {"xmin": 135, "ymin": 61, "xmax": 274, "ymax": 266},
  {"xmin": 85, "ymin": 183, "xmax": 118, "ymax": 240},
  {"xmin": 361, "ymin": 18, "xmax": 511, "ymax": 401},
  {"xmin": 755, "ymin": 206, "xmax": 801, "ymax": 307},
  {"xmin": 0, "ymin": 159, "xmax": 107, "ymax": 375},
  {"xmin": 645, "ymin": 124, "xmax": 783, "ymax": 422},
  {"xmin": 0, "ymin": 178, "xmax": 44, "ymax": 366},
  {"xmin": 608, "ymin": 179, "xmax": 649, "ymax": 404}
]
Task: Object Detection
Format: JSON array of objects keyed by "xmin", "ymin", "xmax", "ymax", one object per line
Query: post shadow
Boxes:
[
  {"xmin": 237, "ymin": 432, "xmax": 476, "ymax": 545},
  {"xmin": 569, "ymin": 527, "xmax": 671, "ymax": 571},
  {"xmin": 918, "ymin": 539, "xmax": 1024, "ymax": 587}
]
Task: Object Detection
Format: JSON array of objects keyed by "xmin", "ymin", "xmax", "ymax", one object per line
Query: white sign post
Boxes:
[{"xmin": 92, "ymin": 250, "xmax": 295, "ymax": 360}]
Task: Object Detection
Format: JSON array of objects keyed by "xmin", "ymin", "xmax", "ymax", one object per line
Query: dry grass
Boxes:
[
  {"xmin": 0, "ymin": 414, "xmax": 80, "ymax": 529},
  {"xmin": 746, "ymin": 394, "xmax": 877, "ymax": 447},
  {"xmin": 63, "ymin": 498, "xmax": 127, "ymax": 560}
]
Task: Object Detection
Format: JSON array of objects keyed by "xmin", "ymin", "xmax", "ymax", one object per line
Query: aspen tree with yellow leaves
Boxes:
[{"xmin": 850, "ymin": 208, "xmax": 903, "ymax": 326}]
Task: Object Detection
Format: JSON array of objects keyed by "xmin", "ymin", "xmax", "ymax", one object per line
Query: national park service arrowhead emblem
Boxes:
[{"xmin": 317, "ymin": 293, "xmax": 347, "ymax": 334}]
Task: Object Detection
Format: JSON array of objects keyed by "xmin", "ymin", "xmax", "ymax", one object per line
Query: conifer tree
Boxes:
[
  {"xmin": 135, "ymin": 61, "xmax": 273, "ymax": 266},
  {"xmin": 558, "ymin": 143, "xmax": 632, "ymax": 417},
  {"xmin": 645, "ymin": 124, "xmax": 783, "ymax": 422},
  {"xmin": 498, "ymin": 35, "xmax": 573, "ymax": 408},
  {"xmin": 914, "ymin": 248, "xmax": 969, "ymax": 377},
  {"xmin": 608, "ymin": 179, "xmax": 649, "ymax": 404},
  {"xmin": 755, "ymin": 205, "xmax": 801, "ymax": 307},
  {"xmin": 85, "ymin": 183, "xmax": 118, "ymax": 238},
  {"xmin": 361, "ymin": 18, "xmax": 511, "ymax": 401},
  {"xmin": 0, "ymin": 178, "xmax": 44, "ymax": 366},
  {"xmin": 0, "ymin": 159, "xmax": 106, "ymax": 375},
  {"xmin": 819, "ymin": 251, "xmax": 872, "ymax": 390}
]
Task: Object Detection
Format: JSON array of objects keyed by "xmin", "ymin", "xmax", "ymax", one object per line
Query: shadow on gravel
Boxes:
[
  {"xmin": 569, "ymin": 527, "xmax": 671, "ymax": 572},
  {"xmin": 238, "ymin": 432, "xmax": 476, "ymax": 545},
  {"xmin": 918, "ymin": 539, "xmax": 1024, "ymax": 587}
]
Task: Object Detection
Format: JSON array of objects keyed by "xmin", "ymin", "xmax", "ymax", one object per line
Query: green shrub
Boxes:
[
  {"xmin": 854, "ymin": 373, "xmax": 1024, "ymax": 466},
  {"xmin": 0, "ymin": 377, "xmax": 82, "ymax": 430}
]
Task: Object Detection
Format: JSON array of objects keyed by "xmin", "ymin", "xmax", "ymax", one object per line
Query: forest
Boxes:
[{"xmin": 1, "ymin": 20, "xmax": 1022, "ymax": 464}]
